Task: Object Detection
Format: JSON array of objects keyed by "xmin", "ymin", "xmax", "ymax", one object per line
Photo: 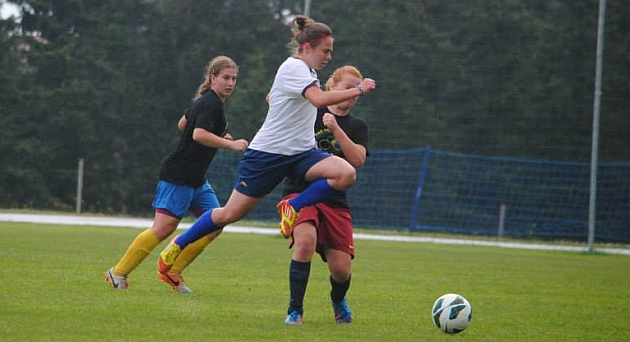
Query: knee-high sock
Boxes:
[
  {"xmin": 288, "ymin": 260, "xmax": 311, "ymax": 315},
  {"xmin": 330, "ymin": 275, "xmax": 351, "ymax": 303},
  {"xmin": 289, "ymin": 179, "xmax": 344, "ymax": 211},
  {"xmin": 169, "ymin": 235, "xmax": 213, "ymax": 274},
  {"xmin": 113, "ymin": 229, "xmax": 160, "ymax": 276},
  {"xmin": 175, "ymin": 209, "xmax": 222, "ymax": 248}
]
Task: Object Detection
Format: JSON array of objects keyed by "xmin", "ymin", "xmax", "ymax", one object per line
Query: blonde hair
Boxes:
[
  {"xmin": 193, "ymin": 56, "xmax": 238, "ymax": 101},
  {"xmin": 287, "ymin": 15, "xmax": 333, "ymax": 56},
  {"xmin": 325, "ymin": 65, "xmax": 363, "ymax": 91}
]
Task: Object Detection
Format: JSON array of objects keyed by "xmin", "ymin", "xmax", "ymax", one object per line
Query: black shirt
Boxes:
[{"xmin": 159, "ymin": 90, "xmax": 228, "ymax": 187}]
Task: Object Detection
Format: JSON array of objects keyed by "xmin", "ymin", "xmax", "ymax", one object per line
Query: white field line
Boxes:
[{"xmin": 1, "ymin": 213, "xmax": 628, "ymax": 256}]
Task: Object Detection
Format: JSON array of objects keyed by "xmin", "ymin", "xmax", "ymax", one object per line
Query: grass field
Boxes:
[{"xmin": 1, "ymin": 222, "xmax": 629, "ymax": 342}]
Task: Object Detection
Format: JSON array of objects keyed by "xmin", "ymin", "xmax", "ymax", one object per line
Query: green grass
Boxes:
[{"xmin": 1, "ymin": 222, "xmax": 629, "ymax": 342}]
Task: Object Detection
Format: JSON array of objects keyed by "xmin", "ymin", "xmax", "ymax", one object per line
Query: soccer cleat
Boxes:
[
  {"xmin": 105, "ymin": 267, "xmax": 129, "ymax": 290},
  {"xmin": 158, "ymin": 272, "xmax": 192, "ymax": 293},
  {"xmin": 284, "ymin": 310, "xmax": 303, "ymax": 325},
  {"xmin": 332, "ymin": 299, "xmax": 353, "ymax": 324},
  {"xmin": 158, "ymin": 240, "xmax": 182, "ymax": 274},
  {"xmin": 277, "ymin": 199, "xmax": 299, "ymax": 239}
]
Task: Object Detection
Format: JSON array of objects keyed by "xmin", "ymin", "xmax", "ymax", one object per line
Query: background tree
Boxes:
[{"xmin": 0, "ymin": 0, "xmax": 627, "ymax": 215}]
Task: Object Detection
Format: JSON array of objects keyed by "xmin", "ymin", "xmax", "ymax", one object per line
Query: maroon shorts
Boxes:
[{"xmin": 284, "ymin": 193, "xmax": 355, "ymax": 261}]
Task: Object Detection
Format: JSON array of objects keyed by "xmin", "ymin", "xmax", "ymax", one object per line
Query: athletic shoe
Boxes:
[
  {"xmin": 277, "ymin": 199, "xmax": 299, "ymax": 239},
  {"xmin": 332, "ymin": 299, "xmax": 353, "ymax": 323},
  {"xmin": 158, "ymin": 239, "xmax": 182, "ymax": 274},
  {"xmin": 158, "ymin": 272, "xmax": 192, "ymax": 293},
  {"xmin": 105, "ymin": 267, "xmax": 129, "ymax": 290},
  {"xmin": 284, "ymin": 310, "xmax": 303, "ymax": 325}
]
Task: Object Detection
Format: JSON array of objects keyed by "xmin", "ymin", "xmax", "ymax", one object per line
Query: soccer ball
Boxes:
[{"xmin": 431, "ymin": 293, "xmax": 472, "ymax": 334}]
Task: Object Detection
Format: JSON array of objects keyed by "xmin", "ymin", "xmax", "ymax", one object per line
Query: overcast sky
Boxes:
[{"xmin": 1, "ymin": 2, "xmax": 19, "ymax": 20}]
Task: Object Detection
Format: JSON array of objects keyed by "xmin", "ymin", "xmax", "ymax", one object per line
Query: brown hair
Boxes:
[
  {"xmin": 193, "ymin": 55, "xmax": 238, "ymax": 101},
  {"xmin": 287, "ymin": 15, "xmax": 333, "ymax": 55},
  {"xmin": 325, "ymin": 65, "xmax": 363, "ymax": 91}
]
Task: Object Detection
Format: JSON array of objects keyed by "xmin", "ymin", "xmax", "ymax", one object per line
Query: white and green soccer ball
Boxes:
[{"xmin": 431, "ymin": 293, "xmax": 472, "ymax": 334}]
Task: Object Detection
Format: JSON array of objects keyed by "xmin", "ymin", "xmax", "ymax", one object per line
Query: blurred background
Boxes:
[{"xmin": 0, "ymin": 0, "xmax": 628, "ymax": 240}]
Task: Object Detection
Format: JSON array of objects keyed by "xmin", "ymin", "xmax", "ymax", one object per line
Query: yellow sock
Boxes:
[
  {"xmin": 170, "ymin": 235, "xmax": 213, "ymax": 274},
  {"xmin": 113, "ymin": 229, "xmax": 160, "ymax": 276}
]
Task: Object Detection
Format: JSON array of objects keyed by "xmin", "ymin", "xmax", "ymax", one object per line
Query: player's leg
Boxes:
[
  {"xmin": 285, "ymin": 197, "xmax": 319, "ymax": 325},
  {"xmin": 278, "ymin": 151, "xmax": 355, "ymax": 238},
  {"xmin": 287, "ymin": 155, "xmax": 355, "ymax": 213},
  {"xmin": 158, "ymin": 231, "xmax": 220, "ymax": 293},
  {"xmin": 167, "ymin": 231, "xmax": 221, "ymax": 273},
  {"xmin": 285, "ymin": 222, "xmax": 316, "ymax": 325},
  {"xmin": 303, "ymin": 155, "xmax": 356, "ymax": 191},
  {"xmin": 106, "ymin": 212, "xmax": 179, "ymax": 290},
  {"xmin": 158, "ymin": 190, "xmax": 262, "ymax": 274},
  {"xmin": 327, "ymin": 248, "xmax": 352, "ymax": 300},
  {"xmin": 159, "ymin": 149, "xmax": 285, "ymax": 273},
  {"xmin": 161, "ymin": 182, "xmax": 223, "ymax": 292},
  {"xmin": 179, "ymin": 189, "xmax": 260, "ymax": 245},
  {"xmin": 106, "ymin": 181, "xmax": 189, "ymax": 290},
  {"xmin": 327, "ymin": 249, "xmax": 353, "ymax": 324},
  {"xmin": 320, "ymin": 204, "xmax": 354, "ymax": 323},
  {"xmin": 163, "ymin": 231, "xmax": 222, "ymax": 293}
]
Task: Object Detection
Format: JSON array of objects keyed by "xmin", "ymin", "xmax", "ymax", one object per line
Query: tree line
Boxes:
[{"xmin": 0, "ymin": 0, "xmax": 628, "ymax": 215}]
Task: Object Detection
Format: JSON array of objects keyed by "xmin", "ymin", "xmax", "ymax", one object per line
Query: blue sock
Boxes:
[
  {"xmin": 174, "ymin": 208, "xmax": 221, "ymax": 248},
  {"xmin": 289, "ymin": 179, "xmax": 343, "ymax": 211}
]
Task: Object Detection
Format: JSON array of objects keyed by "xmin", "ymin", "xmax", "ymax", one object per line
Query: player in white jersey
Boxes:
[
  {"xmin": 157, "ymin": 15, "xmax": 376, "ymax": 277},
  {"xmin": 249, "ymin": 57, "xmax": 321, "ymax": 155}
]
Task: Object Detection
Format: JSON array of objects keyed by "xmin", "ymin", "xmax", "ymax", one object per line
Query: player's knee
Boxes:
[
  {"xmin": 330, "ymin": 268, "xmax": 351, "ymax": 282},
  {"xmin": 293, "ymin": 229, "xmax": 317, "ymax": 257},
  {"xmin": 294, "ymin": 242, "xmax": 316, "ymax": 258},
  {"xmin": 150, "ymin": 225, "xmax": 178, "ymax": 241},
  {"xmin": 214, "ymin": 207, "xmax": 244, "ymax": 226},
  {"xmin": 336, "ymin": 166, "xmax": 356, "ymax": 190}
]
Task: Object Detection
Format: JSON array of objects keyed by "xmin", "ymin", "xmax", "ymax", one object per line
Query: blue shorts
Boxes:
[
  {"xmin": 234, "ymin": 148, "xmax": 330, "ymax": 198},
  {"xmin": 152, "ymin": 180, "xmax": 220, "ymax": 219}
]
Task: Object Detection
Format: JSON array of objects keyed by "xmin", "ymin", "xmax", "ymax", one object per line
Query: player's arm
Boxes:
[
  {"xmin": 192, "ymin": 128, "xmax": 248, "ymax": 152},
  {"xmin": 304, "ymin": 78, "xmax": 376, "ymax": 108},
  {"xmin": 177, "ymin": 114, "xmax": 187, "ymax": 132},
  {"xmin": 322, "ymin": 113, "xmax": 366, "ymax": 168}
]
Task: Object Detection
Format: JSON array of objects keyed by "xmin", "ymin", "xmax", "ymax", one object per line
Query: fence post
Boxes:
[
  {"xmin": 76, "ymin": 158, "xmax": 84, "ymax": 214},
  {"xmin": 409, "ymin": 147, "xmax": 432, "ymax": 231},
  {"xmin": 498, "ymin": 203, "xmax": 507, "ymax": 240}
]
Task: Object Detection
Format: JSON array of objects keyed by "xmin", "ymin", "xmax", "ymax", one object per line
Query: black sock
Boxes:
[
  {"xmin": 330, "ymin": 274, "xmax": 351, "ymax": 303},
  {"xmin": 288, "ymin": 260, "xmax": 311, "ymax": 315}
]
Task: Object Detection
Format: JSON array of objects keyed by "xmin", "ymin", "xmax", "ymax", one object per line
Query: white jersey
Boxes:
[{"xmin": 249, "ymin": 57, "xmax": 320, "ymax": 155}]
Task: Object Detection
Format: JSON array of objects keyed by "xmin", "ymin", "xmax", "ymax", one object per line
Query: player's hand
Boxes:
[
  {"xmin": 359, "ymin": 78, "xmax": 376, "ymax": 95},
  {"xmin": 230, "ymin": 139, "xmax": 249, "ymax": 152},
  {"xmin": 224, "ymin": 133, "xmax": 233, "ymax": 141},
  {"xmin": 322, "ymin": 113, "xmax": 340, "ymax": 132}
]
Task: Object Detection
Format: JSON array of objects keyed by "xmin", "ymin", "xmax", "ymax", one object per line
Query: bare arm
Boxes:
[
  {"xmin": 322, "ymin": 113, "xmax": 366, "ymax": 168},
  {"xmin": 304, "ymin": 78, "xmax": 376, "ymax": 108},
  {"xmin": 177, "ymin": 115, "xmax": 187, "ymax": 132},
  {"xmin": 192, "ymin": 128, "xmax": 248, "ymax": 152}
]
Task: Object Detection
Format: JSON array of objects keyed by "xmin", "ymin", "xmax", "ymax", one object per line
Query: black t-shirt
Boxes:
[
  {"xmin": 159, "ymin": 90, "xmax": 228, "ymax": 187},
  {"xmin": 282, "ymin": 107, "xmax": 369, "ymax": 208}
]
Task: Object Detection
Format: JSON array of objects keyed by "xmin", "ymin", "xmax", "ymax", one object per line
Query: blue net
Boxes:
[{"xmin": 207, "ymin": 148, "xmax": 630, "ymax": 242}]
